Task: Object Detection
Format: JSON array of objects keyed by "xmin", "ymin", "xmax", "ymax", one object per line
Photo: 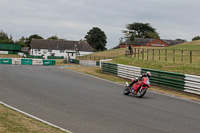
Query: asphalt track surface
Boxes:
[{"xmin": 0, "ymin": 65, "xmax": 200, "ymax": 133}]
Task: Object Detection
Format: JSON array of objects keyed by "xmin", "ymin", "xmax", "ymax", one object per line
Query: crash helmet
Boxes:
[{"xmin": 146, "ymin": 71, "xmax": 151, "ymax": 78}]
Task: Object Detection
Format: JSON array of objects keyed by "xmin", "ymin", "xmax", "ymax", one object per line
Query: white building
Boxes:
[{"xmin": 30, "ymin": 39, "xmax": 93, "ymax": 59}]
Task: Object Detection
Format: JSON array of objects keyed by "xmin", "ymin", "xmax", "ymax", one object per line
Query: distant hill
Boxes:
[{"xmin": 165, "ymin": 40, "xmax": 200, "ymax": 50}]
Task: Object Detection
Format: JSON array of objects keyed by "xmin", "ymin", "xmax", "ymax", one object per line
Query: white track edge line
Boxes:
[
  {"xmin": 63, "ymin": 67, "xmax": 200, "ymax": 105},
  {"xmin": 0, "ymin": 101, "xmax": 73, "ymax": 133}
]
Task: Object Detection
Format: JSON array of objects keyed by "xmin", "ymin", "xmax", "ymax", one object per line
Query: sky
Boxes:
[{"xmin": 0, "ymin": 0, "xmax": 199, "ymax": 49}]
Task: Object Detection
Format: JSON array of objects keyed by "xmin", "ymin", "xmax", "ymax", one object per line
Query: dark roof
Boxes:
[
  {"xmin": 131, "ymin": 38, "xmax": 155, "ymax": 46},
  {"xmin": 120, "ymin": 38, "xmax": 155, "ymax": 46},
  {"xmin": 30, "ymin": 39, "xmax": 93, "ymax": 52},
  {"xmin": 120, "ymin": 38, "xmax": 184, "ymax": 46},
  {"xmin": 162, "ymin": 39, "xmax": 185, "ymax": 46}
]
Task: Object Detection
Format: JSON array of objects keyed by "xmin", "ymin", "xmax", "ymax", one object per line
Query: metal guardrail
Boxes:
[
  {"xmin": 141, "ymin": 68, "xmax": 185, "ymax": 91},
  {"xmin": 184, "ymin": 74, "xmax": 200, "ymax": 95},
  {"xmin": 102, "ymin": 62, "xmax": 200, "ymax": 95},
  {"xmin": 70, "ymin": 59, "xmax": 100, "ymax": 66},
  {"xmin": 118, "ymin": 64, "xmax": 141, "ymax": 80},
  {"xmin": 80, "ymin": 60, "xmax": 97, "ymax": 66}
]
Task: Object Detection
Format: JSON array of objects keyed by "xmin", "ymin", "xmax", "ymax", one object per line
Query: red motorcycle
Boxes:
[{"xmin": 123, "ymin": 77, "xmax": 150, "ymax": 98}]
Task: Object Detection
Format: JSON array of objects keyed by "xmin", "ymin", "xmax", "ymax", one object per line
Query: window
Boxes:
[
  {"xmin": 35, "ymin": 49, "xmax": 40, "ymax": 51},
  {"xmin": 157, "ymin": 41, "xmax": 160, "ymax": 44},
  {"xmin": 60, "ymin": 50, "xmax": 64, "ymax": 53},
  {"xmin": 48, "ymin": 49, "xmax": 52, "ymax": 52}
]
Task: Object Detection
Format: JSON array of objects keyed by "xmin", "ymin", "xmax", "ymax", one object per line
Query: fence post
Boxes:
[
  {"xmin": 138, "ymin": 49, "xmax": 139, "ymax": 58},
  {"xmin": 165, "ymin": 50, "xmax": 167, "ymax": 61},
  {"xmin": 134, "ymin": 48, "xmax": 136, "ymax": 58},
  {"xmin": 147, "ymin": 49, "xmax": 149, "ymax": 60},
  {"xmin": 190, "ymin": 51, "xmax": 192, "ymax": 63},
  {"xmin": 152, "ymin": 49, "xmax": 154, "ymax": 60},
  {"xmin": 173, "ymin": 50, "xmax": 175, "ymax": 62},
  {"xmin": 142, "ymin": 49, "xmax": 144, "ymax": 59},
  {"xmin": 181, "ymin": 50, "xmax": 183, "ymax": 62},
  {"xmin": 159, "ymin": 49, "xmax": 160, "ymax": 60}
]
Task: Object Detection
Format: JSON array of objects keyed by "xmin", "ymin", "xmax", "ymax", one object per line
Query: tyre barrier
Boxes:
[
  {"xmin": 70, "ymin": 59, "xmax": 100, "ymax": 66},
  {"xmin": 102, "ymin": 62, "xmax": 200, "ymax": 95},
  {"xmin": 0, "ymin": 58, "xmax": 56, "ymax": 66}
]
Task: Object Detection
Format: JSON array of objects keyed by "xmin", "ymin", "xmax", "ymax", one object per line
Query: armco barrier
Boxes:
[
  {"xmin": 101, "ymin": 62, "xmax": 200, "ymax": 95},
  {"xmin": 0, "ymin": 51, "xmax": 8, "ymax": 54},
  {"xmin": 8, "ymin": 51, "xmax": 18, "ymax": 55},
  {"xmin": 26, "ymin": 55, "xmax": 43, "ymax": 59},
  {"xmin": 141, "ymin": 68, "xmax": 185, "ymax": 91},
  {"xmin": 70, "ymin": 59, "xmax": 100, "ymax": 66},
  {"xmin": 74, "ymin": 59, "xmax": 80, "ymax": 64},
  {"xmin": 184, "ymin": 74, "xmax": 200, "ymax": 95},
  {"xmin": 47, "ymin": 56, "xmax": 64, "ymax": 59},
  {"xmin": 117, "ymin": 64, "xmax": 141, "ymax": 80},
  {"xmin": 79, "ymin": 60, "xmax": 96, "ymax": 66},
  {"xmin": 102, "ymin": 62, "xmax": 118, "ymax": 75}
]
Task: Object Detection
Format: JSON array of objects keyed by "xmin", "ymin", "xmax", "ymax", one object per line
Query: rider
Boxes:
[{"xmin": 129, "ymin": 71, "xmax": 151, "ymax": 88}]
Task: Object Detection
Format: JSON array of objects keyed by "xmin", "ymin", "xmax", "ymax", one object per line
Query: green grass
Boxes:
[
  {"xmin": 164, "ymin": 40, "xmax": 200, "ymax": 50},
  {"xmin": 85, "ymin": 40, "xmax": 200, "ymax": 75},
  {"xmin": 111, "ymin": 57, "xmax": 200, "ymax": 75},
  {"xmin": 76, "ymin": 48, "xmax": 126, "ymax": 60},
  {"xmin": 0, "ymin": 54, "xmax": 22, "ymax": 58},
  {"xmin": 0, "ymin": 104, "xmax": 68, "ymax": 133}
]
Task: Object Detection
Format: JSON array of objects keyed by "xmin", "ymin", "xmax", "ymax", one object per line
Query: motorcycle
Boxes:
[{"xmin": 123, "ymin": 77, "xmax": 150, "ymax": 98}]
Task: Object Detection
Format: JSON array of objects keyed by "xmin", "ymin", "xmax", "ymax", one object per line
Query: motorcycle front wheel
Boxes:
[
  {"xmin": 137, "ymin": 87, "xmax": 147, "ymax": 98},
  {"xmin": 124, "ymin": 86, "xmax": 130, "ymax": 95}
]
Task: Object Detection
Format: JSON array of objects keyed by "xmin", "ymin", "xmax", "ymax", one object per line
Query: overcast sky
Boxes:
[{"xmin": 0, "ymin": 0, "xmax": 199, "ymax": 49}]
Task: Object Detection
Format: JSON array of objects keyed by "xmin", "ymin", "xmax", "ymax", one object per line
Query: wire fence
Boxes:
[{"xmin": 125, "ymin": 48, "xmax": 200, "ymax": 63}]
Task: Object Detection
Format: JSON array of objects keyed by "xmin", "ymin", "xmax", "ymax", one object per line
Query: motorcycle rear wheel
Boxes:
[
  {"xmin": 137, "ymin": 87, "xmax": 147, "ymax": 98},
  {"xmin": 124, "ymin": 86, "xmax": 130, "ymax": 95}
]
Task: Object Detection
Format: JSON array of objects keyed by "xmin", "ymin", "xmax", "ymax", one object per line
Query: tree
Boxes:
[
  {"xmin": 144, "ymin": 32, "xmax": 160, "ymax": 39},
  {"xmin": 0, "ymin": 30, "xmax": 14, "ymax": 43},
  {"xmin": 85, "ymin": 27, "xmax": 107, "ymax": 51},
  {"xmin": 26, "ymin": 34, "xmax": 43, "ymax": 47},
  {"xmin": 47, "ymin": 35, "xmax": 67, "ymax": 40},
  {"xmin": 47, "ymin": 35, "xmax": 59, "ymax": 40},
  {"xmin": 129, "ymin": 34, "xmax": 135, "ymax": 43},
  {"xmin": 15, "ymin": 36, "xmax": 28, "ymax": 47},
  {"xmin": 176, "ymin": 38, "xmax": 187, "ymax": 42},
  {"xmin": 125, "ymin": 22, "xmax": 159, "ymax": 38},
  {"xmin": 192, "ymin": 36, "xmax": 200, "ymax": 41}
]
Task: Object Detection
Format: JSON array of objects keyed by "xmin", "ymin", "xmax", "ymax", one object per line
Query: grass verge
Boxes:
[
  {"xmin": 66, "ymin": 66, "xmax": 200, "ymax": 102},
  {"xmin": 0, "ymin": 54, "xmax": 22, "ymax": 58},
  {"xmin": 111, "ymin": 57, "xmax": 200, "ymax": 75},
  {"xmin": 0, "ymin": 104, "xmax": 68, "ymax": 133}
]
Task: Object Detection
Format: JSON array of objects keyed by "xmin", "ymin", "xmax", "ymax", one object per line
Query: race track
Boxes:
[{"xmin": 0, "ymin": 65, "xmax": 200, "ymax": 133}]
